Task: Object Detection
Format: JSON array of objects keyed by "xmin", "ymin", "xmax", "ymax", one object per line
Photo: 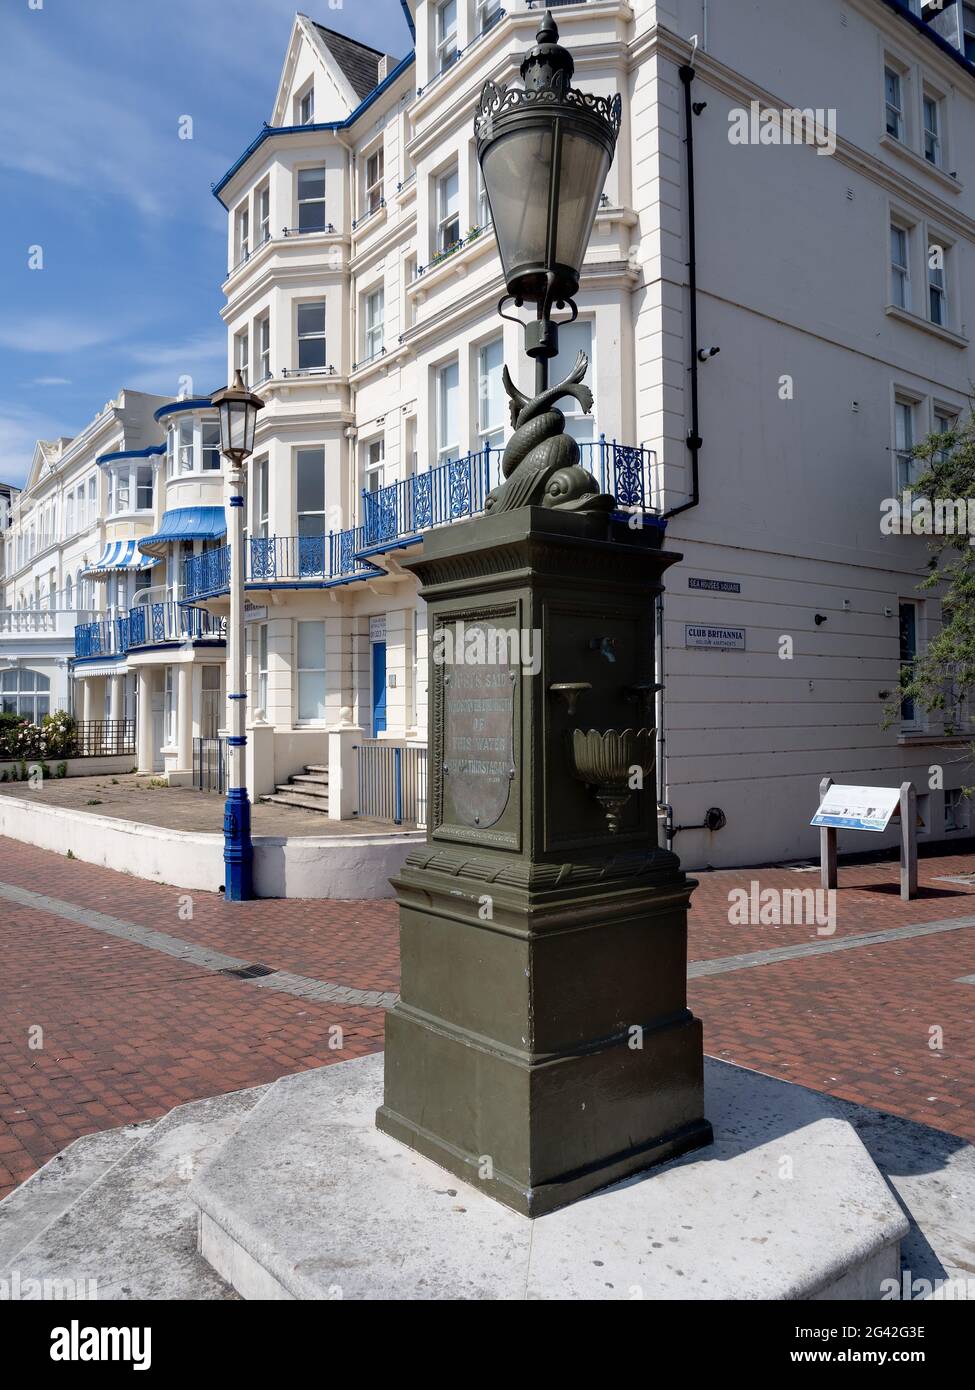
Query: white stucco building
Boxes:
[{"xmin": 4, "ymin": 0, "xmax": 974, "ymax": 867}]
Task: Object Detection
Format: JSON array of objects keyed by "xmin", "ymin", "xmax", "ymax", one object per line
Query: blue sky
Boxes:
[{"xmin": 0, "ymin": 0, "xmax": 409, "ymax": 487}]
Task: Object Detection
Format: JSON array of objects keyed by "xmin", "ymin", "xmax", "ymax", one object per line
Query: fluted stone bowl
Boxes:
[
  {"xmin": 568, "ymin": 728, "xmax": 655, "ymax": 787},
  {"xmin": 567, "ymin": 728, "xmax": 656, "ymax": 833}
]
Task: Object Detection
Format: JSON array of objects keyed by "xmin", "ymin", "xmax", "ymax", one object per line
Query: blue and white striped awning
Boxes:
[{"xmin": 82, "ymin": 540, "xmax": 159, "ymax": 578}]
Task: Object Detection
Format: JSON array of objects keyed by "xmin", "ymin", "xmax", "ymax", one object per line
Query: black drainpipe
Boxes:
[{"xmin": 664, "ymin": 62, "xmax": 702, "ymax": 520}]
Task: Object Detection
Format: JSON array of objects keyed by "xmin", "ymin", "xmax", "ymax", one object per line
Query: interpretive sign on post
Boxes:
[{"xmin": 813, "ymin": 777, "xmax": 918, "ymax": 901}]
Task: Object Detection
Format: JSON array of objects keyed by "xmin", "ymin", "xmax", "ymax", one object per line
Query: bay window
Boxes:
[
  {"xmin": 435, "ymin": 0, "xmax": 458, "ymax": 74},
  {"xmin": 296, "ymin": 447, "xmax": 326, "ymax": 535},
  {"xmin": 202, "ymin": 420, "xmax": 221, "ymax": 471}
]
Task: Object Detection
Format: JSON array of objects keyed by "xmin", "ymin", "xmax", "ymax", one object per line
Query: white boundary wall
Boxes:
[{"xmin": 0, "ymin": 794, "xmax": 420, "ymax": 899}]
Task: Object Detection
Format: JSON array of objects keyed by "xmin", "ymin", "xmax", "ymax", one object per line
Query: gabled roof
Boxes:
[{"xmin": 312, "ymin": 22, "xmax": 391, "ymax": 101}]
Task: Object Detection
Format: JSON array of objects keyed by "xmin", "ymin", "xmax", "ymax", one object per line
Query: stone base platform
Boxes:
[{"xmin": 190, "ymin": 1053, "xmax": 909, "ymax": 1301}]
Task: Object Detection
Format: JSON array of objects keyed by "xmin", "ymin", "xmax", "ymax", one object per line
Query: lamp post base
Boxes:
[{"xmin": 223, "ymin": 786, "xmax": 254, "ymax": 901}]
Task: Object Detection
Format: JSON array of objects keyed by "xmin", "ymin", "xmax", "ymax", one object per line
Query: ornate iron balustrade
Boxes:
[
  {"xmin": 75, "ymin": 604, "xmax": 224, "ymax": 658},
  {"xmin": 127, "ymin": 601, "xmax": 226, "ymax": 649},
  {"xmin": 180, "ymin": 439, "xmax": 657, "ymax": 602},
  {"xmin": 361, "ymin": 438, "xmax": 658, "ymax": 547}
]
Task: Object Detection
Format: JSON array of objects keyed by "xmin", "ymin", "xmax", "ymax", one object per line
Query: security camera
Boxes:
[{"xmin": 697, "ymin": 346, "xmax": 720, "ymax": 362}]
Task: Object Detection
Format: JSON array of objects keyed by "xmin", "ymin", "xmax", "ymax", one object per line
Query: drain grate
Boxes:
[{"xmin": 219, "ymin": 962, "xmax": 277, "ymax": 980}]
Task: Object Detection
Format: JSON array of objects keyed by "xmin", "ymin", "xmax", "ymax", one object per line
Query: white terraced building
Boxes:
[{"xmin": 4, "ymin": 0, "xmax": 975, "ymax": 867}]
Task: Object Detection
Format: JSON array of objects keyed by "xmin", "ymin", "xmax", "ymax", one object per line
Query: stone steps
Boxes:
[
  {"xmin": 0, "ymin": 1122, "xmax": 152, "ymax": 1269},
  {"xmin": 259, "ymin": 764, "xmax": 330, "ymax": 814},
  {"xmin": 0, "ymin": 1086, "xmax": 268, "ymax": 1300}
]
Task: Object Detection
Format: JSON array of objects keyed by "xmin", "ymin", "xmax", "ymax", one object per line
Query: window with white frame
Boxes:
[
  {"xmin": 884, "ymin": 66, "xmax": 904, "ymax": 140},
  {"xmin": 0, "ymin": 668, "xmax": 50, "ymax": 722},
  {"xmin": 297, "ymin": 84, "xmax": 315, "ymax": 126},
  {"xmin": 296, "ymin": 301, "xmax": 326, "ymax": 370},
  {"xmin": 364, "ymin": 287, "xmax": 384, "ymax": 360},
  {"xmin": 254, "ymin": 456, "xmax": 269, "ymax": 538},
  {"xmin": 890, "ymin": 222, "xmax": 911, "ymax": 309},
  {"xmin": 477, "ymin": 338, "xmax": 505, "ymax": 452},
  {"xmin": 928, "ymin": 239, "xmax": 948, "ymax": 326},
  {"xmin": 894, "ymin": 398, "xmax": 918, "ymax": 491},
  {"xmin": 166, "ymin": 426, "xmax": 176, "ymax": 478},
  {"xmin": 178, "ymin": 417, "xmax": 195, "ymax": 472},
  {"xmin": 201, "ymin": 419, "xmax": 221, "ymax": 471},
  {"xmin": 476, "ymin": 0, "xmax": 503, "ymax": 36},
  {"xmin": 437, "ymin": 166, "xmax": 460, "ymax": 252},
  {"xmin": 235, "ymin": 329, "xmax": 249, "ymax": 386},
  {"xmin": 297, "ymin": 166, "xmax": 327, "ymax": 232},
  {"xmin": 296, "ymin": 620, "xmax": 326, "ymax": 722},
  {"xmin": 435, "ymin": 0, "xmax": 458, "ymax": 73},
  {"xmin": 436, "ymin": 360, "xmax": 460, "ymax": 466},
  {"xmin": 88, "ymin": 474, "xmax": 97, "ymax": 523},
  {"xmin": 234, "ymin": 203, "xmax": 249, "ymax": 265},
  {"xmin": 475, "ymin": 156, "xmax": 490, "ymax": 227},
  {"xmin": 551, "ymin": 321, "xmax": 595, "ymax": 443},
  {"xmin": 365, "ymin": 147, "xmax": 384, "ymax": 214},
  {"xmin": 256, "ymin": 183, "xmax": 270, "ymax": 245},
  {"xmin": 256, "ymin": 622, "xmax": 269, "ymax": 714},
  {"xmin": 257, "ymin": 313, "xmax": 271, "ymax": 382},
  {"xmin": 922, "ymin": 94, "xmax": 942, "ymax": 166},
  {"xmin": 295, "ymin": 447, "xmax": 326, "ymax": 535},
  {"xmin": 364, "ymin": 438, "xmax": 385, "ymax": 493}
]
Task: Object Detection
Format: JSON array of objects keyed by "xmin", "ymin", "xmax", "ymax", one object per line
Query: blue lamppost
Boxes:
[{"xmin": 211, "ymin": 369, "xmax": 264, "ymax": 901}]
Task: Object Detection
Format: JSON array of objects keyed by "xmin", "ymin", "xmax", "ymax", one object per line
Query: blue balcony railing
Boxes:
[
  {"xmin": 180, "ymin": 438, "xmax": 658, "ymax": 603},
  {"xmin": 75, "ymin": 604, "xmax": 225, "ymax": 659}
]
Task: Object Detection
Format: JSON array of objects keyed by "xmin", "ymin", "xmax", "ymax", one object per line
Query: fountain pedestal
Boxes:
[{"xmin": 376, "ymin": 506, "xmax": 712, "ymax": 1217}]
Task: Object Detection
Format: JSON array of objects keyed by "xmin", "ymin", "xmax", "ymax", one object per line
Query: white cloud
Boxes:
[
  {"xmin": 29, "ymin": 377, "xmax": 73, "ymax": 387},
  {"xmin": 123, "ymin": 333, "xmax": 228, "ymax": 398},
  {"xmin": 0, "ymin": 315, "xmax": 121, "ymax": 355}
]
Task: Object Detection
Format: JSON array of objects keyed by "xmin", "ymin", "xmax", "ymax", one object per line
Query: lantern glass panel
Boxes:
[
  {"xmin": 554, "ymin": 130, "xmax": 610, "ymax": 277},
  {"xmin": 481, "ymin": 125, "xmax": 553, "ymax": 284}
]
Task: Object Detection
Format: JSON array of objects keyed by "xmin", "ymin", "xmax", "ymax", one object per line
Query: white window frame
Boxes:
[
  {"xmin": 178, "ymin": 417, "xmax": 195, "ymax": 473},
  {"xmin": 922, "ymin": 92, "xmax": 942, "ymax": 167},
  {"xmin": 436, "ymin": 360, "xmax": 460, "ymax": 467},
  {"xmin": 436, "ymin": 166, "xmax": 460, "ymax": 253},
  {"xmin": 435, "ymin": 0, "xmax": 458, "ymax": 74},
  {"xmin": 295, "ymin": 446, "xmax": 327, "ymax": 536},
  {"xmin": 295, "ymin": 619, "xmax": 327, "ymax": 724},
  {"xmin": 235, "ymin": 202, "xmax": 249, "ymax": 265},
  {"xmin": 296, "ymin": 300, "xmax": 327, "ymax": 371},
  {"xmin": 257, "ymin": 183, "xmax": 271, "ymax": 245},
  {"xmin": 365, "ymin": 146, "xmax": 385, "ymax": 215},
  {"xmin": 364, "ymin": 287, "xmax": 384, "ymax": 361},
  {"xmin": 296, "ymin": 166, "xmax": 327, "ymax": 233},
  {"xmin": 898, "ymin": 599, "xmax": 923, "ymax": 731},
  {"xmin": 927, "ymin": 236, "xmax": 949, "ymax": 327},
  {"xmin": 884, "ymin": 64, "xmax": 905, "ymax": 141},
  {"xmin": 297, "ymin": 84, "xmax": 314, "ymax": 126},
  {"xmin": 201, "ymin": 418, "xmax": 221, "ymax": 472},
  {"xmin": 235, "ymin": 329, "xmax": 249, "ymax": 386},
  {"xmin": 254, "ymin": 456, "xmax": 269, "ymax": 538},
  {"xmin": 476, "ymin": 0, "xmax": 503, "ymax": 36},
  {"xmin": 257, "ymin": 313, "xmax": 271, "ymax": 382},
  {"xmin": 894, "ymin": 396, "xmax": 919, "ymax": 492},
  {"xmin": 890, "ymin": 221, "xmax": 911, "ymax": 310},
  {"xmin": 364, "ymin": 438, "xmax": 385, "ymax": 494},
  {"xmin": 256, "ymin": 622, "xmax": 269, "ymax": 715},
  {"xmin": 476, "ymin": 337, "xmax": 505, "ymax": 452}
]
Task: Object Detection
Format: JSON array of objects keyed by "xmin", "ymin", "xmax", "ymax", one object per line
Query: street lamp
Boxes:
[
  {"xmin": 475, "ymin": 10, "xmax": 621, "ymax": 395},
  {"xmin": 211, "ymin": 369, "xmax": 264, "ymax": 901}
]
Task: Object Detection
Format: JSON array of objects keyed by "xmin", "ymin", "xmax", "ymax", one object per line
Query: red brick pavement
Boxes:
[{"xmin": 0, "ymin": 837, "xmax": 973, "ymax": 1200}]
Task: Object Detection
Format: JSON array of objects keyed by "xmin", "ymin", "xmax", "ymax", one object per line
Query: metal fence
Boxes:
[
  {"xmin": 355, "ymin": 741, "xmax": 427, "ymax": 827},
  {"xmin": 193, "ymin": 737, "xmax": 226, "ymax": 793},
  {"xmin": 74, "ymin": 720, "xmax": 136, "ymax": 758}
]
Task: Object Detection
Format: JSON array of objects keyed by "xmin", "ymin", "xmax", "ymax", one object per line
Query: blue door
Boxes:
[{"xmin": 371, "ymin": 641, "xmax": 387, "ymax": 737}]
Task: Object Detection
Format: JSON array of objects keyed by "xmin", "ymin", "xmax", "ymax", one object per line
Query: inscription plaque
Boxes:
[{"xmin": 442, "ymin": 626, "xmax": 516, "ymax": 829}]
